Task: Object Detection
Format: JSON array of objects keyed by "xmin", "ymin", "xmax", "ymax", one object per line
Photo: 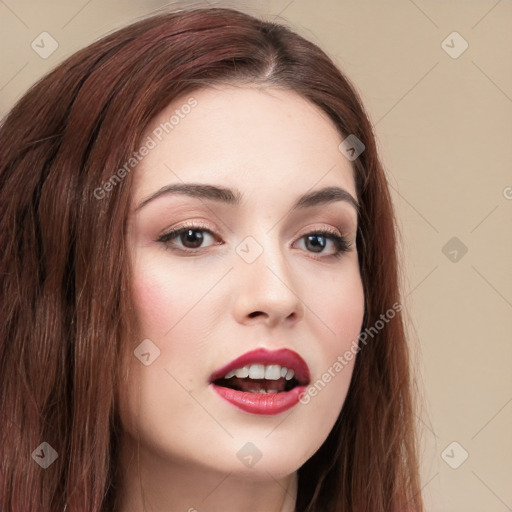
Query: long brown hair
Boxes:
[{"xmin": 0, "ymin": 7, "xmax": 423, "ymax": 512}]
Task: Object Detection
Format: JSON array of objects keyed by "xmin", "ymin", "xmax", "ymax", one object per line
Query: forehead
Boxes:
[{"xmin": 131, "ymin": 85, "xmax": 357, "ymax": 205}]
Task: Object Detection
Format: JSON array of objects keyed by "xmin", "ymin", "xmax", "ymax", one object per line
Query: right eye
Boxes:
[{"xmin": 157, "ymin": 225, "xmax": 222, "ymax": 253}]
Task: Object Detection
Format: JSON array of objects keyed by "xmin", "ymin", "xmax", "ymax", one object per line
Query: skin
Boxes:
[{"xmin": 118, "ymin": 84, "xmax": 365, "ymax": 512}]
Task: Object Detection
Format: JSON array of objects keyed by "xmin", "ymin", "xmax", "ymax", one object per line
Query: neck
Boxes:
[{"xmin": 116, "ymin": 435, "xmax": 298, "ymax": 512}]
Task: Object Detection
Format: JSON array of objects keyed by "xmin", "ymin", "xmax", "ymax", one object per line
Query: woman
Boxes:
[{"xmin": 0, "ymin": 6, "xmax": 424, "ymax": 512}]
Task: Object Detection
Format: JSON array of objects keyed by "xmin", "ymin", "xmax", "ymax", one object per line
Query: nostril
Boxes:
[{"xmin": 248, "ymin": 311, "xmax": 265, "ymax": 318}]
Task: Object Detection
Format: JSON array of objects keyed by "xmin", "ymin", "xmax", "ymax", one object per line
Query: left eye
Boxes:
[{"xmin": 295, "ymin": 231, "xmax": 350, "ymax": 256}]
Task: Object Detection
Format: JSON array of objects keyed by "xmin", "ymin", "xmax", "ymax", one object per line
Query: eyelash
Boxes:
[{"xmin": 157, "ymin": 223, "xmax": 352, "ymax": 259}]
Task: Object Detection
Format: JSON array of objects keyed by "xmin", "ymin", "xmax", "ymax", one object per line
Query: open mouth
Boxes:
[
  {"xmin": 209, "ymin": 348, "xmax": 311, "ymax": 414},
  {"xmin": 213, "ymin": 364, "xmax": 304, "ymax": 394}
]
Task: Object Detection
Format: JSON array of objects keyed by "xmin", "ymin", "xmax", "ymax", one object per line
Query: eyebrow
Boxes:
[{"xmin": 135, "ymin": 183, "xmax": 359, "ymax": 213}]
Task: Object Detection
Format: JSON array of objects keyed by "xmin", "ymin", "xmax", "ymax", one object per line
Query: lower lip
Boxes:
[{"xmin": 211, "ymin": 384, "xmax": 307, "ymax": 415}]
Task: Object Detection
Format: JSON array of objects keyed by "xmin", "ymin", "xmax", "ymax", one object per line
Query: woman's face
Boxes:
[{"xmin": 122, "ymin": 85, "xmax": 365, "ymax": 479}]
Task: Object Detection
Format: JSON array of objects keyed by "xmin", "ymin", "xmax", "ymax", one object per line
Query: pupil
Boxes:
[
  {"xmin": 182, "ymin": 229, "xmax": 203, "ymax": 248},
  {"xmin": 306, "ymin": 234, "xmax": 326, "ymax": 253}
]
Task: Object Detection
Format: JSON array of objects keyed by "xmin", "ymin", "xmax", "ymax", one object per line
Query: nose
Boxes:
[{"xmin": 231, "ymin": 244, "xmax": 305, "ymax": 328}]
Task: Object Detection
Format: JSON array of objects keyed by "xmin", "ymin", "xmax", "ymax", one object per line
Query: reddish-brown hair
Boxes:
[{"xmin": 0, "ymin": 7, "xmax": 423, "ymax": 512}]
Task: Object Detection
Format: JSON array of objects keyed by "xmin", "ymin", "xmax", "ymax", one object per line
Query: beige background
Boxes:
[{"xmin": 1, "ymin": 1, "xmax": 511, "ymax": 510}]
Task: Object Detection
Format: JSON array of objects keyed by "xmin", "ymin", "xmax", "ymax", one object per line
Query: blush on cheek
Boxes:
[
  {"xmin": 317, "ymin": 281, "xmax": 365, "ymax": 343},
  {"xmin": 132, "ymin": 271, "xmax": 177, "ymax": 336}
]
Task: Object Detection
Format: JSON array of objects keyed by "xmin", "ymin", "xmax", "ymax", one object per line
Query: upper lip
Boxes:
[{"xmin": 209, "ymin": 347, "xmax": 310, "ymax": 385}]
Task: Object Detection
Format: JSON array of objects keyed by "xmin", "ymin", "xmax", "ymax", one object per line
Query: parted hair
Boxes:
[{"xmin": 0, "ymin": 7, "xmax": 423, "ymax": 512}]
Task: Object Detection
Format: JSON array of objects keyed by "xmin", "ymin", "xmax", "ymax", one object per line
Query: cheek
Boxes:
[
  {"xmin": 309, "ymin": 265, "xmax": 365, "ymax": 348},
  {"xmin": 328, "ymin": 273, "xmax": 365, "ymax": 380},
  {"xmin": 298, "ymin": 266, "xmax": 364, "ymax": 418},
  {"xmin": 131, "ymin": 261, "xmax": 187, "ymax": 338},
  {"xmin": 120, "ymin": 263, "xmax": 199, "ymax": 438},
  {"xmin": 131, "ymin": 260, "xmax": 225, "ymax": 349},
  {"xmin": 133, "ymin": 277, "xmax": 168, "ymax": 332},
  {"xmin": 327, "ymin": 281, "xmax": 364, "ymax": 335}
]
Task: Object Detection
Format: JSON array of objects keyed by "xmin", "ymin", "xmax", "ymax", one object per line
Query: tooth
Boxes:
[
  {"xmin": 265, "ymin": 365, "xmax": 281, "ymax": 380},
  {"xmin": 224, "ymin": 370, "xmax": 236, "ymax": 379},
  {"xmin": 235, "ymin": 366, "xmax": 250, "ymax": 378},
  {"xmin": 248, "ymin": 364, "xmax": 265, "ymax": 379},
  {"xmin": 285, "ymin": 369, "xmax": 295, "ymax": 381},
  {"xmin": 280, "ymin": 367, "xmax": 288, "ymax": 378},
  {"xmin": 267, "ymin": 389, "xmax": 278, "ymax": 393}
]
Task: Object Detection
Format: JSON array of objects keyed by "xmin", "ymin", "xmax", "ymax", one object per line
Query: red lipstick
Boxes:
[{"xmin": 209, "ymin": 348, "xmax": 310, "ymax": 415}]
